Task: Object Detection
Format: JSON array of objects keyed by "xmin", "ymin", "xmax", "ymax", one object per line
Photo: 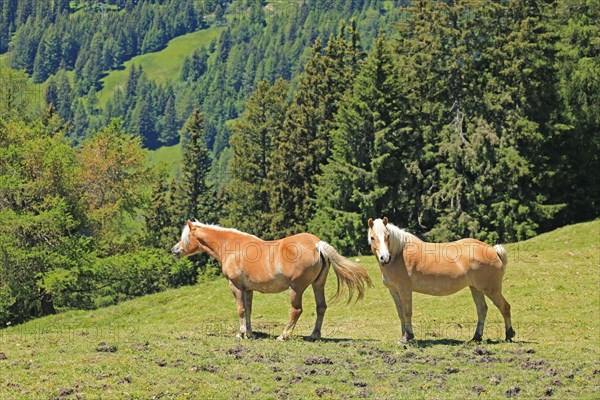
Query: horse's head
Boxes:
[
  {"xmin": 171, "ymin": 220, "xmax": 203, "ymax": 258},
  {"xmin": 368, "ymin": 217, "xmax": 391, "ymax": 265}
]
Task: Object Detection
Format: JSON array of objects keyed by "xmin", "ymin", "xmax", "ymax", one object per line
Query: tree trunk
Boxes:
[{"xmin": 40, "ymin": 290, "xmax": 56, "ymax": 316}]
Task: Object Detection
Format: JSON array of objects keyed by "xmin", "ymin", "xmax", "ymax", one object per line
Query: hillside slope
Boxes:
[
  {"xmin": 1, "ymin": 220, "xmax": 598, "ymax": 399},
  {"xmin": 99, "ymin": 27, "xmax": 223, "ymax": 108}
]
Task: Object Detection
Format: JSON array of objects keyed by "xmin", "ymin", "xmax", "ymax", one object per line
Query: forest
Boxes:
[{"xmin": 0, "ymin": 0, "xmax": 598, "ymax": 326}]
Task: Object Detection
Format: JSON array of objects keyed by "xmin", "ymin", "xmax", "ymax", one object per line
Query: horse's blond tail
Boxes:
[
  {"xmin": 316, "ymin": 241, "xmax": 372, "ymax": 303},
  {"xmin": 494, "ymin": 244, "xmax": 508, "ymax": 269}
]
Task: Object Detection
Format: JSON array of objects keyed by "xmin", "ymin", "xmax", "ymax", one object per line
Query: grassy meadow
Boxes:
[
  {"xmin": 147, "ymin": 143, "xmax": 183, "ymax": 179},
  {"xmin": 0, "ymin": 220, "xmax": 598, "ymax": 399},
  {"xmin": 98, "ymin": 27, "xmax": 223, "ymax": 108}
]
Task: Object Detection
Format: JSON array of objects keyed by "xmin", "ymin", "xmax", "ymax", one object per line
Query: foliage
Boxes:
[
  {"xmin": 0, "ymin": 73, "xmax": 210, "ymax": 326},
  {"xmin": 222, "ymin": 78, "xmax": 289, "ymax": 238}
]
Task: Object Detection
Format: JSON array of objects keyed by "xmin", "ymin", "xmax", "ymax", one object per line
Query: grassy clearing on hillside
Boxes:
[
  {"xmin": 147, "ymin": 143, "xmax": 183, "ymax": 180},
  {"xmin": 98, "ymin": 27, "xmax": 223, "ymax": 108},
  {"xmin": 0, "ymin": 221, "xmax": 598, "ymax": 399}
]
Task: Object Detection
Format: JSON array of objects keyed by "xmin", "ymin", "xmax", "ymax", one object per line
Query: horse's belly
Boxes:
[
  {"xmin": 242, "ymin": 275, "xmax": 289, "ymax": 294},
  {"xmin": 411, "ymin": 274, "xmax": 468, "ymax": 296}
]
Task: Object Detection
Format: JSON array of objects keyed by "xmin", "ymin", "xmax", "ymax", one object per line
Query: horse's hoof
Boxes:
[
  {"xmin": 471, "ymin": 334, "xmax": 483, "ymax": 343},
  {"xmin": 505, "ymin": 327, "xmax": 515, "ymax": 342},
  {"xmin": 399, "ymin": 334, "xmax": 414, "ymax": 344},
  {"xmin": 276, "ymin": 335, "xmax": 287, "ymax": 341},
  {"xmin": 307, "ymin": 335, "xmax": 321, "ymax": 342},
  {"xmin": 236, "ymin": 333, "xmax": 248, "ymax": 339}
]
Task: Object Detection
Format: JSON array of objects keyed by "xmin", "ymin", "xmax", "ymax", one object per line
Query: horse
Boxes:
[
  {"xmin": 367, "ymin": 217, "xmax": 514, "ymax": 343},
  {"xmin": 171, "ymin": 220, "xmax": 372, "ymax": 341}
]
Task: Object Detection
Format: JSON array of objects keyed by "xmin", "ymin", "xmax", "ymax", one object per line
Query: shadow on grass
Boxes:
[
  {"xmin": 411, "ymin": 338, "xmax": 537, "ymax": 348},
  {"xmin": 411, "ymin": 338, "xmax": 465, "ymax": 348},
  {"xmin": 244, "ymin": 331, "xmax": 355, "ymax": 342}
]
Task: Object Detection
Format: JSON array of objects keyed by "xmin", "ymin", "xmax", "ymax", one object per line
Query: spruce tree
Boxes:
[
  {"xmin": 222, "ymin": 78, "xmax": 289, "ymax": 238},
  {"xmin": 309, "ymin": 34, "xmax": 402, "ymax": 254},
  {"xmin": 176, "ymin": 109, "xmax": 213, "ymax": 222},
  {"xmin": 160, "ymin": 95, "xmax": 179, "ymax": 146},
  {"xmin": 267, "ymin": 25, "xmax": 361, "ymax": 237}
]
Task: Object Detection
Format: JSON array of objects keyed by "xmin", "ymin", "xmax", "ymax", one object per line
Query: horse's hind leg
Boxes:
[
  {"xmin": 309, "ymin": 282, "xmax": 327, "ymax": 341},
  {"xmin": 308, "ymin": 260, "xmax": 329, "ymax": 341},
  {"xmin": 485, "ymin": 290, "xmax": 515, "ymax": 342},
  {"xmin": 278, "ymin": 287, "xmax": 304, "ymax": 341},
  {"xmin": 469, "ymin": 286, "xmax": 488, "ymax": 342}
]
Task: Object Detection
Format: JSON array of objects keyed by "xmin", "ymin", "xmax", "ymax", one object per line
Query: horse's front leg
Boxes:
[
  {"xmin": 389, "ymin": 289, "xmax": 406, "ymax": 338},
  {"xmin": 399, "ymin": 289, "xmax": 415, "ymax": 343},
  {"xmin": 244, "ymin": 289, "xmax": 253, "ymax": 337},
  {"xmin": 277, "ymin": 287, "xmax": 304, "ymax": 341},
  {"xmin": 228, "ymin": 280, "xmax": 252, "ymax": 339}
]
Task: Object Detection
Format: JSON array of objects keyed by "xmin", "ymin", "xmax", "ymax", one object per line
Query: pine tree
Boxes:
[
  {"xmin": 160, "ymin": 95, "xmax": 178, "ymax": 146},
  {"xmin": 309, "ymin": 34, "xmax": 402, "ymax": 254},
  {"xmin": 222, "ymin": 79, "xmax": 289, "ymax": 238},
  {"xmin": 267, "ymin": 25, "xmax": 361, "ymax": 237},
  {"xmin": 71, "ymin": 98, "xmax": 88, "ymax": 142},
  {"xmin": 552, "ymin": 0, "xmax": 600, "ymax": 223},
  {"xmin": 176, "ymin": 109, "xmax": 213, "ymax": 222},
  {"xmin": 133, "ymin": 96, "xmax": 158, "ymax": 149}
]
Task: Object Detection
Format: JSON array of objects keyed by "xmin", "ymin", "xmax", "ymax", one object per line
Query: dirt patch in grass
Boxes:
[
  {"xmin": 521, "ymin": 358, "xmax": 547, "ymax": 370},
  {"xmin": 304, "ymin": 355, "xmax": 333, "ymax": 365},
  {"xmin": 505, "ymin": 386, "xmax": 521, "ymax": 397},
  {"xmin": 489, "ymin": 374, "xmax": 503, "ymax": 385},
  {"xmin": 473, "ymin": 346, "xmax": 494, "ymax": 356},
  {"xmin": 54, "ymin": 387, "xmax": 78, "ymax": 399},
  {"xmin": 95, "ymin": 342, "xmax": 117, "ymax": 353},
  {"xmin": 472, "ymin": 384, "xmax": 486, "ymax": 396},
  {"xmin": 226, "ymin": 345, "xmax": 249, "ymax": 360},
  {"xmin": 316, "ymin": 387, "xmax": 333, "ymax": 397},
  {"xmin": 131, "ymin": 342, "xmax": 150, "ymax": 351}
]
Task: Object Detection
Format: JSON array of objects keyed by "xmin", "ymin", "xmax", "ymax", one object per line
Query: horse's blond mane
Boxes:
[
  {"xmin": 181, "ymin": 221, "xmax": 260, "ymax": 244},
  {"xmin": 370, "ymin": 219, "xmax": 422, "ymax": 257}
]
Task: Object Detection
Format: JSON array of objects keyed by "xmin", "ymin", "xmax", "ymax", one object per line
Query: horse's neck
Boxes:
[
  {"xmin": 196, "ymin": 226, "xmax": 254, "ymax": 262},
  {"xmin": 389, "ymin": 227, "xmax": 422, "ymax": 257},
  {"xmin": 195, "ymin": 227, "xmax": 230, "ymax": 262}
]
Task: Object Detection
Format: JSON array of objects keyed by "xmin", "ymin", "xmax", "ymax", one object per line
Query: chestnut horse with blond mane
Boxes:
[
  {"xmin": 172, "ymin": 221, "xmax": 372, "ymax": 340},
  {"xmin": 368, "ymin": 217, "xmax": 514, "ymax": 343}
]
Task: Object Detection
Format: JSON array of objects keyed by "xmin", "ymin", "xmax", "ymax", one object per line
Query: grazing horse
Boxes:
[
  {"xmin": 172, "ymin": 221, "xmax": 372, "ymax": 340},
  {"xmin": 368, "ymin": 217, "xmax": 514, "ymax": 343}
]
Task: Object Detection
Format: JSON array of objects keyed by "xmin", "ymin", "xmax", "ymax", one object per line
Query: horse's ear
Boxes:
[
  {"xmin": 383, "ymin": 217, "xmax": 388, "ymax": 226},
  {"xmin": 187, "ymin": 220, "xmax": 195, "ymax": 230},
  {"xmin": 368, "ymin": 218, "xmax": 374, "ymax": 228}
]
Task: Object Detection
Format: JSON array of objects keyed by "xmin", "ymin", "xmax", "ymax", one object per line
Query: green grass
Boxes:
[
  {"xmin": 1, "ymin": 220, "xmax": 599, "ymax": 399},
  {"xmin": 98, "ymin": 27, "xmax": 223, "ymax": 108},
  {"xmin": 147, "ymin": 143, "xmax": 183, "ymax": 179}
]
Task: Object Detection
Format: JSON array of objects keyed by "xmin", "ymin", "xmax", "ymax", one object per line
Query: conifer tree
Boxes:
[
  {"xmin": 176, "ymin": 109, "xmax": 214, "ymax": 222},
  {"xmin": 222, "ymin": 79, "xmax": 289, "ymax": 237},
  {"xmin": 267, "ymin": 24, "xmax": 362, "ymax": 237},
  {"xmin": 160, "ymin": 95, "xmax": 179, "ymax": 146},
  {"xmin": 309, "ymin": 34, "xmax": 402, "ymax": 253}
]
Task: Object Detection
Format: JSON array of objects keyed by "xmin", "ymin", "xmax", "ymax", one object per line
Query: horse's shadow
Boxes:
[
  {"xmin": 411, "ymin": 338, "xmax": 536, "ymax": 348},
  {"xmin": 247, "ymin": 331, "xmax": 355, "ymax": 342}
]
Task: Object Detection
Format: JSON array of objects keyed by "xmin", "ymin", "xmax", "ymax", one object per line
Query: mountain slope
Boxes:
[
  {"xmin": 99, "ymin": 27, "xmax": 223, "ymax": 108},
  {"xmin": 1, "ymin": 220, "xmax": 598, "ymax": 399}
]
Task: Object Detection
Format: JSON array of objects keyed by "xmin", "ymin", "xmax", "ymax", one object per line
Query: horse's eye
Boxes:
[{"xmin": 370, "ymin": 236, "xmax": 375, "ymax": 242}]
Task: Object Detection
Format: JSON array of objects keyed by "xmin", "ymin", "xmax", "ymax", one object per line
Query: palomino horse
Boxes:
[
  {"xmin": 172, "ymin": 221, "xmax": 372, "ymax": 340},
  {"xmin": 368, "ymin": 217, "xmax": 514, "ymax": 343}
]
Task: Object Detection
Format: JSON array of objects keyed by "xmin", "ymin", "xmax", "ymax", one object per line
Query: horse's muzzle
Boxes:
[
  {"xmin": 171, "ymin": 246, "xmax": 182, "ymax": 258},
  {"xmin": 379, "ymin": 255, "xmax": 391, "ymax": 265}
]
